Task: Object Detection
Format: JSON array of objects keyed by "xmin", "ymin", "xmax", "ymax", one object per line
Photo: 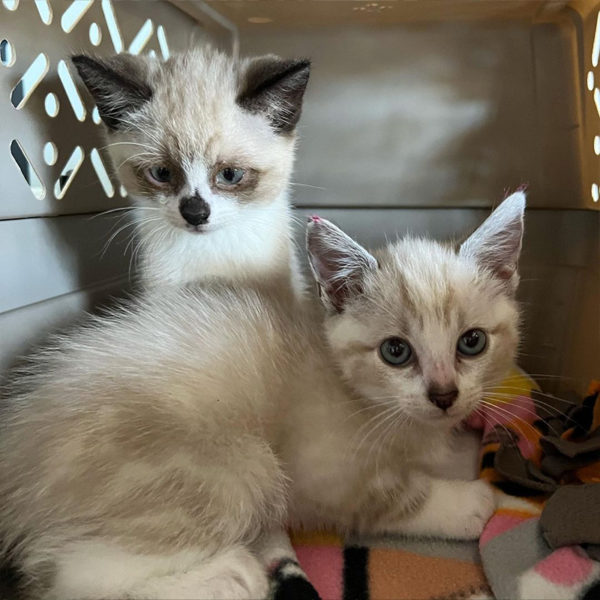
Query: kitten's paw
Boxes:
[
  {"xmin": 385, "ymin": 478, "xmax": 497, "ymax": 541},
  {"xmin": 450, "ymin": 480, "xmax": 496, "ymax": 539}
]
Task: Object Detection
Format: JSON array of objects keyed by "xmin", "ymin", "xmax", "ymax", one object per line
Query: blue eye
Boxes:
[
  {"xmin": 379, "ymin": 337, "xmax": 412, "ymax": 366},
  {"xmin": 457, "ymin": 329, "xmax": 487, "ymax": 356},
  {"xmin": 146, "ymin": 166, "xmax": 171, "ymax": 184},
  {"xmin": 216, "ymin": 167, "xmax": 245, "ymax": 186}
]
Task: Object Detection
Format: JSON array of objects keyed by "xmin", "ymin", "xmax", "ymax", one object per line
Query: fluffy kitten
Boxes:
[
  {"xmin": 285, "ymin": 193, "xmax": 524, "ymax": 536},
  {"xmin": 73, "ymin": 48, "xmax": 314, "ymax": 597},
  {"xmin": 0, "ymin": 193, "xmax": 525, "ymax": 598},
  {"xmin": 73, "ymin": 47, "xmax": 314, "ymax": 596},
  {"xmin": 72, "ymin": 48, "xmax": 310, "ymax": 295}
]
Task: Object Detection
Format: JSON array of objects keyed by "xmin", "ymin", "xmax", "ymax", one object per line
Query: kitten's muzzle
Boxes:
[
  {"xmin": 179, "ymin": 195, "xmax": 211, "ymax": 226},
  {"xmin": 427, "ymin": 387, "xmax": 458, "ymax": 411}
]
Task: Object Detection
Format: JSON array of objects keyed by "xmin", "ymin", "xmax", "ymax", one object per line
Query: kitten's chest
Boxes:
[{"xmin": 284, "ymin": 410, "xmax": 452, "ymax": 527}]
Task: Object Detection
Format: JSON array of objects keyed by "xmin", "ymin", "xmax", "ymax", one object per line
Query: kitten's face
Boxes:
[
  {"xmin": 326, "ymin": 242, "xmax": 519, "ymax": 425},
  {"xmin": 307, "ymin": 193, "xmax": 525, "ymax": 427},
  {"xmin": 73, "ymin": 50, "xmax": 310, "ymax": 234}
]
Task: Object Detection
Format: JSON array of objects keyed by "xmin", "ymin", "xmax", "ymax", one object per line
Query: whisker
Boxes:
[
  {"xmin": 478, "ymin": 400, "xmax": 542, "ymax": 440},
  {"xmin": 289, "ymin": 182, "xmax": 327, "ymax": 191},
  {"xmin": 350, "ymin": 405, "xmax": 400, "ymax": 458},
  {"xmin": 483, "ymin": 386, "xmax": 578, "ymax": 407},
  {"xmin": 483, "ymin": 393, "xmax": 576, "ymax": 429}
]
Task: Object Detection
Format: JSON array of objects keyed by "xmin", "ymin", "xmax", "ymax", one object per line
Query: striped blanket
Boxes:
[{"xmin": 289, "ymin": 372, "xmax": 600, "ymax": 600}]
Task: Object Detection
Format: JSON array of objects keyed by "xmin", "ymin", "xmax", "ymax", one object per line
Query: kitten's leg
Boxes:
[
  {"xmin": 375, "ymin": 476, "xmax": 496, "ymax": 540},
  {"xmin": 132, "ymin": 546, "xmax": 268, "ymax": 600},
  {"xmin": 46, "ymin": 542, "xmax": 268, "ymax": 600},
  {"xmin": 253, "ymin": 528, "xmax": 320, "ymax": 600}
]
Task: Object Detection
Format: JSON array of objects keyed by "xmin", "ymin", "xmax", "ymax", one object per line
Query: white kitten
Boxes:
[
  {"xmin": 0, "ymin": 193, "xmax": 525, "ymax": 598},
  {"xmin": 72, "ymin": 48, "xmax": 314, "ymax": 597},
  {"xmin": 72, "ymin": 48, "xmax": 310, "ymax": 296}
]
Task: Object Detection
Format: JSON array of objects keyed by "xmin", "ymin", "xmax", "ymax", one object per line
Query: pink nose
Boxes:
[{"xmin": 428, "ymin": 388, "xmax": 458, "ymax": 411}]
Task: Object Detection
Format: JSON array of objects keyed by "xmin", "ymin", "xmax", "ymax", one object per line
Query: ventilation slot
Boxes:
[
  {"xmin": 2, "ymin": 0, "xmax": 19, "ymax": 11},
  {"xmin": 593, "ymin": 11, "xmax": 600, "ymax": 67},
  {"xmin": 10, "ymin": 53, "xmax": 49, "ymax": 109},
  {"xmin": 34, "ymin": 0, "xmax": 52, "ymax": 24},
  {"xmin": 1, "ymin": 39, "xmax": 15, "ymax": 67},
  {"xmin": 57, "ymin": 59, "xmax": 86, "ymax": 121},
  {"xmin": 129, "ymin": 19, "xmax": 154, "ymax": 55},
  {"xmin": 101, "ymin": 0, "xmax": 123, "ymax": 52},
  {"xmin": 92, "ymin": 106, "xmax": 101, "ymax": 124},
  {"xmin": 89, "ymin": 22, "xmax": 102, "ymax": 46},
  {"xmin": 61, "ymin": 0, "xmax": 93, "ymax": 33},
  {"xmin": 157, "ymin": 25, "xmax": 170, "ymax": 60},
  {"xmin": 10, "ymin": 139, "xmax": 45, "ymax": 200},
  {"xmin": 54, "ymin": 146, "xmax": 84, "ymax": 199},
  {"xmin": 44, "ymin": 92, "xmax": 59, "ymax": 117},
  {"xmin": 90, "ymin": 148, "xmax": 115, "ymax": 197},
  {"xmin": 43, "ymin": 142, "xmax": 58, "ymax": 166}
]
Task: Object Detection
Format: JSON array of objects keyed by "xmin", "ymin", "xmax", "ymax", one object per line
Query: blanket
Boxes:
[
  {"xmin": 477, "ymin": 375, "xmax": 600, "ymax": 600},
  {"xmin": 287, "ymin": 372, "xmax": 600, "ymax": 600}
]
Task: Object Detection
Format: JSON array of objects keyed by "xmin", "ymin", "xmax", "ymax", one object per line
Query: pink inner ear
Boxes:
[{"xmin": 496, "ymin": 265, "xmax": 515, "ymax": 280}]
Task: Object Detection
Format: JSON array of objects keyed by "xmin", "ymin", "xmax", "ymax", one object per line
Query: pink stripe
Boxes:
[
  {"xmin": 295, "ymin": 545, "xmax": 343, "ymax": 600},
  {"xmin": 534, "ymin": 547, "xmax": 595, "ymax": 586}
]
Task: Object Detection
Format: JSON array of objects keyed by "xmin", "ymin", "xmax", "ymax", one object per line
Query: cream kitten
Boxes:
[
  {"xmin": 0, "ymin": 193, "xmax": 524, "ymax": 599},
  {"xmin": 74, "ymin": 48, "xmax": 313, "ymax": 598},
  {"xmin": 285, "ymin": 193, "xmax": 524, "ymax": 536},
  {"xmin": 72, "ymin": 48, "xmax": 310, "ymax": 295},
  {"xmin": 73, "ymin": 47, "xmax": 314, "ymax": 597}
]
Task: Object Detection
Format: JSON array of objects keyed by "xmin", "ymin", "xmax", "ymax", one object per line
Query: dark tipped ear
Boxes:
[
  {"xmin": 306, "ymin": 217, "xmax": 377, "ymax": 312},
  {"xmin": 459, "ymin": 191, "xmax": 526, "ymax": 294},
  {"xmin": 71, "ymin": 54, "xmax": 153, "ymax": 130},
  {"xmin": 237, "ymin": 56, "xmax": 310, "ymax": 133}
]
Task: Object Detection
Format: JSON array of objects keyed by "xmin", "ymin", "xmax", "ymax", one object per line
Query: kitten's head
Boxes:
[
  {"xmin": 307, "ymin": 192, "xmax": 526, "ymax": 426},
  {"xmin": 72, "ymin": 48, "xmax": 310, "ymax": 234}
]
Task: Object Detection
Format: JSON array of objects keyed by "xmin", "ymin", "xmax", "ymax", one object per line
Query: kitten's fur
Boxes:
[
  {"xmin": 72, "ymin": 48, "xmax": 310, "ymax": 295},
  {"xmin": 0, "ymin": 193, "xmax": 525, "ymax": 598}
]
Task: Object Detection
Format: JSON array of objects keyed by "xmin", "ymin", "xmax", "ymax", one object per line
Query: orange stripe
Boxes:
[{"xmin": 289, "ymin": 530, "xmax": 342, "ymax": 546}]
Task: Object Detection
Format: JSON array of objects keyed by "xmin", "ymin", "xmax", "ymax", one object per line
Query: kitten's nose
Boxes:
[
  {"xmin": 427, "ymin": 388, "xmax": 459, "ymax": 411},
  {"xmin": 179, "ymin": 195, "xmax": 210, "ymax": 226}
]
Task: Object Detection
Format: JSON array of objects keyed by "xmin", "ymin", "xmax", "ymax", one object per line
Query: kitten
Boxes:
[
  {"xmin": 73, "ymin": 48, "xmax": 314, "ymax": 597},
  {"xmin": 72, "ymin": 48, "xmax": 310, "ymax": 296},
  {"xmin": 0, "ymin": 193, "xmax": 525, "ymax": 598},
  {"xmin": 284, "ymin": 193, "xmax": 524, "ymax": 536}
]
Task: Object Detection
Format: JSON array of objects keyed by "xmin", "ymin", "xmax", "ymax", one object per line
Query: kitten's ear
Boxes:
[
  {"xmin": 71, "ymin": 54, "xmax": 153, "ymax": 130},
  {"xmin": 459, "ymin": 191, "xmax": 526, "ymax": 293},
  {"xmin": 306, "ymin": 217, "xmax": 377, "ymax": 312},
  {"xmin": 237, "ymin": 55, "xmax": 310, "ymax": 133}
]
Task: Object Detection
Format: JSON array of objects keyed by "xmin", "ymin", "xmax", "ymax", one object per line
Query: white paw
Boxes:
[{"xmin": 448, "ymin": 480, "xmax": 496, "ymax": 540}]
